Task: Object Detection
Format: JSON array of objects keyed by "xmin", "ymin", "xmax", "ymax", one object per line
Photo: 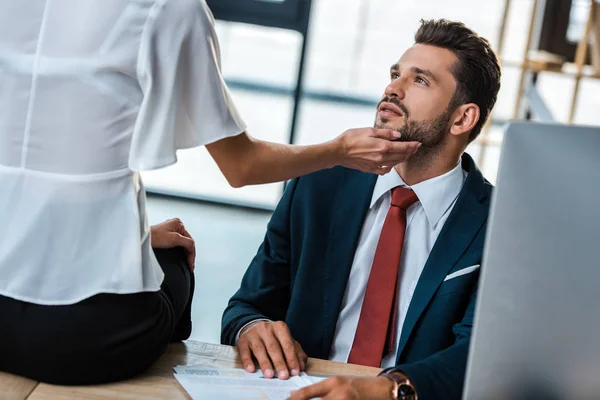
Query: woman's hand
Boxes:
[
  {"xmin": 334, "ymin": 128, "xmax": 421, "ymax": 175},
  {"xmin": 150, "ymin": 218, "xmax": 196, "ymax": 271}
]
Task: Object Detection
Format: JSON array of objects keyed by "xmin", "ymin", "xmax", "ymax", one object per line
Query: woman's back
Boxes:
[
  {"xmin": 0, "ymin": 0, "xmax": 149, "ymax": 174},
  {"xmin": 0, "ymin": 0, "xmax": 243, "ymax": 305}
]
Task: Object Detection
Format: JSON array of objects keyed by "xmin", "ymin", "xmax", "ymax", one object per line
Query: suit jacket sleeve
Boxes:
[
  {"xmin": 392, "ymin": 282, "xmax": 479, "ymax": 400},
  {"xmin": 221, "ymin": 178, "xmax": 298, "ymax": 345}
]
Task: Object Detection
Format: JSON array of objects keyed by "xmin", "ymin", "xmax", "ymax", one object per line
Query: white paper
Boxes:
[{"xmin": 174, "ymin": 366, "xmax": 326, "ymax": 400}]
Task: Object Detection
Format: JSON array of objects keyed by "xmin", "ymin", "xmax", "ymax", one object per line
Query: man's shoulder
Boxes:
[
  {"xmin": 285, "ymin": 167, "xmax": 374, "ymax": 207},
  {"xmin": 294, "ymin": 166, "xmax": 369, "ymax": 189},
  {"xmin": 482, "ymin": 178, "xmax": 494, "ymax": 198},
  {"xmin": 462, "ymin": 153, "xmax": 494, "ymax": 206}
]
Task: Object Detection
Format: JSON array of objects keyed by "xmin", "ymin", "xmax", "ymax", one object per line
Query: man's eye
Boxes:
[
  {"xmin": 391, "ymin": 73, "xmax": 400, "ymax": 80},
  {"xmin": 416, "ymin": 76, "xmax": 428, "ymax": 85}
]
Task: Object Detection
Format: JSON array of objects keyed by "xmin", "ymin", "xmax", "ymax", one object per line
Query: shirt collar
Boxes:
[{"xmin": 370, "ymin": 161, "xmax": 467, "ymax": 229}]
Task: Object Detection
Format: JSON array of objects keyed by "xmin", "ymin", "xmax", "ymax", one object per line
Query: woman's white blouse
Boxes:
[{"xmin": 0, "ymin": 0, "xmax": 246, "ymax": 305}]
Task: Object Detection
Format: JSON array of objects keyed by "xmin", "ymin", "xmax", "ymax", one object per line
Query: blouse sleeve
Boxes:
[{"xmin": 129, "ymin": 0, "xmax": 246, "ymax": 171}]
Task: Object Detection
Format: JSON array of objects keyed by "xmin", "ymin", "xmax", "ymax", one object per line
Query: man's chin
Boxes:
[
  {"xmin": 375, "ymin": 121, "xmax": 403, "ymax": 132},
  {"xmin": 374, "ymin": 122, "xmax": 408, "ymax": 141}
]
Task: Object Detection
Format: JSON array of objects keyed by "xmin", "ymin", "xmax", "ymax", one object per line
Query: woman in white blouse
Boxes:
[{"xmin": 0, "ymin": 0, "xmax": 420, "ymax": 385}]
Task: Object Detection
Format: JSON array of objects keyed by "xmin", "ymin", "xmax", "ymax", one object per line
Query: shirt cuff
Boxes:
[{"xmin": 235, "ymin": 318, "xmax": 272, "ymax": 344}]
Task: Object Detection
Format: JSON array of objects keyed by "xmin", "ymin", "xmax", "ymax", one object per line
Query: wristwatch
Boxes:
[{"xmin": 381, "ymin": 370, "xmax": 418, "ymax": 400}]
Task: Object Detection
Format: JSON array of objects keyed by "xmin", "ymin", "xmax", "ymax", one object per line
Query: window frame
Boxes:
[
  {"xmin": 538, "ymin": 0, "xmax": 592, "ymax": 64},
  {"xmin": 205, "ymin": 0, "xmax": 311, "ymax": 33}
]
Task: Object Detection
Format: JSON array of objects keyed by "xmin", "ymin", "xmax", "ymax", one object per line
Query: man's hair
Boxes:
[{"xmin": 415, "ymin": 19, "xmax": 501, "ymax": 143}]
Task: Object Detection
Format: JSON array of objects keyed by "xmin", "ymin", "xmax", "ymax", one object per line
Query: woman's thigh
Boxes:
[
  {"xmin": 0, "ymin": 248, "xmax": 193, "ymax": 385},
  {"xmin": 0, "ymin": 290, "xmax": 173, "ymax": 385}
]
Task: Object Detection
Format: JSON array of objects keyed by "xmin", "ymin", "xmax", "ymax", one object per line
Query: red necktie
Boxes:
[{"xmin": 347, "ymin": 187, "xmax": 418, "ymax": 367}]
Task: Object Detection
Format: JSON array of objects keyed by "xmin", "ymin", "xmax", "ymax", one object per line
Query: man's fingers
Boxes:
[
  {"xmin": 294, "ymin": 341, "xmax": 308, "ymax": 371},
  {"xmin": 289, "ymin": 379, "xmax": 332, "ymax": 400},
  {"xmin": 273, "ymin": 324, "xmax": 300, "ymax": 376},
  {"xmin": 261, "ymin": 331, "xmax": 291, "ymax": 380},
  {"xmin": 238, "ymin": 340, "xmax": 256, "ymax": 373},
  {"xmin": 249, "ymin": 336, "xmax": 275, "ymax": 379}
]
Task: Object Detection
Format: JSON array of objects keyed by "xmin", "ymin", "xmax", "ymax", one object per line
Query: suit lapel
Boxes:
[
  {"xmin": 320, "ymin": 169, "xmax": 377, "ymax": 356},
  {"xmin": 396, "ymin": 154, "xmax": 490, "ymax": 359}
]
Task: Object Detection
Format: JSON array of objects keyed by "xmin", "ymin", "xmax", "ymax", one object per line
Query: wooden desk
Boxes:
[
  {"xmin": 0, "ymin": 372, "xmax": 38, "ymax": 400},
  {"xmin": 9, "ymin": 341, "xmax": 381, "ymax": 399}
]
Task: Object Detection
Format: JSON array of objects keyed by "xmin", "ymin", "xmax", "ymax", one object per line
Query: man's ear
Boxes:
[{"xmin": 450, "ymin": 103, "xmax": 479, "ymax": 138}]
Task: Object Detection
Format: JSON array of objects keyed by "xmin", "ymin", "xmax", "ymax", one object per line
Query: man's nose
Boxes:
[{"xmin": 384, "ymin": 78, "xmax": 406, "ymax": 100}]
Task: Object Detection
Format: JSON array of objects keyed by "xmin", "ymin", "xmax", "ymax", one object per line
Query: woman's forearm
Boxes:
[
  {"xmin": 238, "ymin": 136, "xmax": 340, "ymax": 186},
  {"xmin": 205, "ymin": 129, "xmax": 420, "ymax": 188},
  {"xmin": 206, "ymin": 132, "xmax": 341, "ymax": 187}
]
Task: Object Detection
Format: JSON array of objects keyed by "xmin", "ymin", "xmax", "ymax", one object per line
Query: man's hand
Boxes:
[
  {"xmin": 334, "ymin": 128, "xmax": 421, "ymax": 175},
  {"xmin": 289, "ymin": 376, "xmax": 395, "ymax": 400},
  {"xmin": 237, "ymin": 321, "xmax": 307, "ymax": 380},
  {"xmin": 151, "ymin": 218, "xmax": 196, "ymax": 271}
]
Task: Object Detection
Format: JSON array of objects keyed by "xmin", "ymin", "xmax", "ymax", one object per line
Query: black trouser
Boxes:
[{"xmin": 0, "ymin": 247, "xmax": 194, "ymax": 385}]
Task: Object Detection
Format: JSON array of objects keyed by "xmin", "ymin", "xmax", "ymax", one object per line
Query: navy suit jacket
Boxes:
[{"xmin": 222, "ymin": 153, "xmax": 493, "ymax": 400}]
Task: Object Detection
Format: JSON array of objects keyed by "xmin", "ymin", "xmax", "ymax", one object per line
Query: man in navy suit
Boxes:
[{"xmin": 222, "ymin": 19, "xmax": 501, "ymax": 400}]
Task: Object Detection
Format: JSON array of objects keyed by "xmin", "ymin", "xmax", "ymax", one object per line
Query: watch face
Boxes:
[{"xmin": 399, "ymin": 383, "xmax": 415, "ymax": 396}]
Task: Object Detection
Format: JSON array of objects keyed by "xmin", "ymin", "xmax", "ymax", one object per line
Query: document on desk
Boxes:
[{"xmin": 174, "ymin": 366, "xmax": 326, "ymax": 400}]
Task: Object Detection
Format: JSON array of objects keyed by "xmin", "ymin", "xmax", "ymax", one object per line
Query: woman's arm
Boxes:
[{"xmin": 206, "ymin": 128, "xmax": 420, "ymax": 188}]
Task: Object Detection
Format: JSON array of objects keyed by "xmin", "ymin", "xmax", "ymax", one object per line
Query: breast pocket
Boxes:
[{"xmin": 435, "ymin": 265, "xmax": 480, "ymax": 297}]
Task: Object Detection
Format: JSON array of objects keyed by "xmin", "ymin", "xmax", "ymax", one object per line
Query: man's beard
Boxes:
[{"xmin": 374, "ymin": 99, "xmax": 453, "ymax": 166}]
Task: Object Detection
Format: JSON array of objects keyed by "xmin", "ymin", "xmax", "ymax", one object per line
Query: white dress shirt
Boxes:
[
  {"xmin": 0, "ymin": 0, "xmax": 245, "ymax": 305},
  {"xmin": 329, "ymin": 162, "xmax": 467, "ymax": 368}
]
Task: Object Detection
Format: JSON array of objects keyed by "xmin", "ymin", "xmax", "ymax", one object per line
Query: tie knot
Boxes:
[{"xmin": 390, "ymin": 187, "xmax": 418, "ymax": 210}]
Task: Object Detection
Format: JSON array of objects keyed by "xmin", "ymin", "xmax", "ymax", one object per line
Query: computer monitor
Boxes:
[{"xmin": 463, "ymin": 121, "xmax": 600, "ymax": 400}]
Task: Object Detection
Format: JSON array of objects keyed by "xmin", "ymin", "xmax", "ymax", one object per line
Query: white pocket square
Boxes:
[{"xmin": 443, "ymin": 264, "xmax": 480, "ymax": 282}]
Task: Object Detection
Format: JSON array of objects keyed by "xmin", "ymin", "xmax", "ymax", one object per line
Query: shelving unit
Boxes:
[{"xmin": 477, "ymin": 0, "xmax": 599, "ymax": 165}]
